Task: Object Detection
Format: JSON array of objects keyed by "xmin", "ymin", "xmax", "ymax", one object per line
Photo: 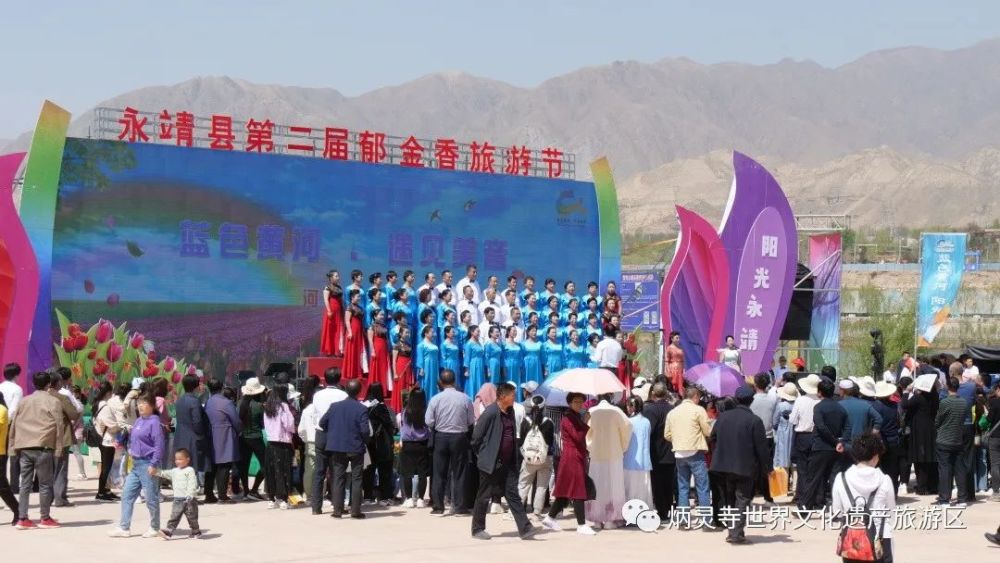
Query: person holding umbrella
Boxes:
[{"xmin": 542, "ymin": 392, "xmax": 596, "ymax": 535}]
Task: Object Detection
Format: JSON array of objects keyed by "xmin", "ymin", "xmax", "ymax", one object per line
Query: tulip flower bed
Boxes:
[
  {"xmin": 53, "ymin": 305, "xmax": 322, "ymax": 390},
  {"xmin": 54, "ymin": 309, "xmax": 192, "ymax": 402}
]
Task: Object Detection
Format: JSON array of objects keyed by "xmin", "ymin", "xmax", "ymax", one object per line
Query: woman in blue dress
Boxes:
[
  {"xmin": 521, "ymin": 325, "xmax": 543, "ymax": 387},
  {"xmin": 438, "ymin": 309, "xmax": 456, "ymax": 344},
  {"xmin": 502, "ymin": 326, "xmax": 524, "ymax": 396},
  {"xmin": 417, "ymin": 288, "xmax": 435, "ymax": 332},
  {"xmin": 584, "ymin": 313, "xmax": 603, "ymax": 342},
  {"xmin": 415, "ymin": 326, "xmax": 440, "ymax": 398},
  {"xmin": 437, "ymin": 291, "xmax": 455, "ymax": 329},
  {"xmin": 562, "ymin": 313, "xmax": 580, "ymax": 344},
  {"xmin": 585, "ymin": 333, "xmax": 601, "ymax": 368},
  {"xmin": 564, "ymin": 329, "xmax": 588, "ymax": 369},
  {"xmin": 484, "ymin": 326, "xmax": 504, "ymax": 385},
  {"xmin": 391, "ymin": 288, "xmax": 414, "ymax": 346},
  {"xmin": 463, "ymin": 326, "xmax": 486, "ymax": 400},
  {"xmin": 440, "ymin": 326, "xmax": 463, "ymax": 389},
  {"xmin": 541, "ymin": 326, "xmax": 565, "ymax": 377},
  {"xmin": 542, "ymin": 296, "xmax": 561, "ymax": 330},
  {"xmin": 418, "ymin": 309, "xmax": 436, "ymax": 347}
]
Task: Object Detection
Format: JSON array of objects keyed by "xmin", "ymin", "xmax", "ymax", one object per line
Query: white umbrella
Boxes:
[{"xmin": 546, "ymin": 368, "xmax": 626, "ymax": 396}]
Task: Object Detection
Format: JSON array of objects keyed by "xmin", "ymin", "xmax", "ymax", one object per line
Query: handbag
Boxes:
[
  {"xmin": 768, "ymin": 467, "xmax": 789, "ymax": 498},
  {"xmin": 84, "ymin": 405, "xmax": 108, "ymax": 448}
]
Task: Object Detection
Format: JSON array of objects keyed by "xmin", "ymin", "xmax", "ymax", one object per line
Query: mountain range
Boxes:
[{"xmin": 5, "ymin": 38, "xmax": 1000, "ymax": 231}]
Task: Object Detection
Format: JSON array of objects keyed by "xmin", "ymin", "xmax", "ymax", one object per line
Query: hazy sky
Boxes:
[{"xmin": 2, "ymin": 0, "xmax": 999, "ymax": 138}]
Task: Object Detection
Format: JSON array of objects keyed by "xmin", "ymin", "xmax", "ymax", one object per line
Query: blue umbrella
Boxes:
[{"xmin": 535, "ymin": 370, "xmax": 569, "ymax": 407}]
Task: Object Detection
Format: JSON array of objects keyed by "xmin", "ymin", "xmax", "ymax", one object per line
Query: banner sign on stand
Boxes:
[
  {"xmin": 620, "ymin": 271, "xmax": 660, "ymax": 331},
  {"xmin": 917, "ymin": 233, "xmax": 967, "ymax": 347}
]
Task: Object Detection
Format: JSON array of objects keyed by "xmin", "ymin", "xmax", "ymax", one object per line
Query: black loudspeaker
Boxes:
[
  {"xmin": 780, "ymin": 263, "xmax": 813, "ymax": 341},
  {"xmin": 263, "ymin": 362, "xmax": 296, "ymax": 383}
]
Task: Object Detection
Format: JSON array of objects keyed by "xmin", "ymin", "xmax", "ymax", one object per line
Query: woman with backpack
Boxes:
[
  {"xmin": 363, "ymin": 382, "xmax": 398, "ymax": 506},
  {"xmin": 832, "ymin": 432, "xmax": 895, "ymax": 562},
  {"xmin": 517, "ymin": 395, "xmax": 555, "ymax": 519}
]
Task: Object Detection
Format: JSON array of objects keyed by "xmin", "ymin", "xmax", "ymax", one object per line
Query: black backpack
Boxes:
[{"xmin": 84, "ymin": 404, "xmax": 108, "ymax": 448}]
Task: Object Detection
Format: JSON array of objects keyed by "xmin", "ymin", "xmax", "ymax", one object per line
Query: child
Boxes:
[{"xmin": 149, "ymin": 448, "xmax": 201, "ymax": 539}]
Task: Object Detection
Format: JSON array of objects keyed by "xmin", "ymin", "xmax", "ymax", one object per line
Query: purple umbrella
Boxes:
[{"xmin": 683, "ymin": 362, "xmax": 745, "ymax": 398}]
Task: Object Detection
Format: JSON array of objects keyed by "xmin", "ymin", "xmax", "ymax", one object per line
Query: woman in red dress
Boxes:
[
  {"xmin": 665, "ymin": 330, "xmax": 685, "ymax": 393},
  {"xmin": 367, "ymin": 308, "xmax": 391, "ymax": 393},
  {"xmin": 320, "ymin": 270, "xmax": 344, "ymax": 357},
  {"xmin": 542, "ymin": 392, "xmax": 595, "ymax": 534},
  {"xmin": 341, "ymin": 289, "xmax": 366, "ymax": 380},
  {"xmin": 390, "ymin": 327, "xmax": 413, "ymax": 413}
]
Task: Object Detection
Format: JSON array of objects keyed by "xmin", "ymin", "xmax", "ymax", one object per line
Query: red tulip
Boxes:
[
  {"xmin": 107, "ymin": 371, "xmax": 117, "ymax": 382},
  {"xmin": 95, "ymin": 319, "xmax": 114, "ymax": 343},
  {"xmin": 147, "ymin": 350, "xmax": 157, "ymax": 362},
  {"xmin": 142, "ymin": 365, "xmax": 160, "ymax": 377},
  {"xmin": 107, "ymin": 343, "xmax": 123, "ymax": 362},
  {"xmin": 632, "ymin": 360, "xmax": 641, "ymax": 374},
  {"xmin": 61, "ymin": 337, "xmax": 75, "ymax": 353},
  {"xmin": 68, "ymin": 323, "xmax": 82, "ymax": 337},
  {"xmin": 87, "ymin": 350, "xmax": 97, "ymax": 360},
  {"xmin": 171, "ymin": 371, "xmax": 182, "ymax": 384},
  {"xmin": 129, "ymin": 333, "xmax": 144, "ymax": 350},
  {"xmin": 93, "ymin": 359, "xmax": 109, "ymax": 376},
  {"xmin": 73, "ymin": 334, "xmax": 89, "ymax": 351}
]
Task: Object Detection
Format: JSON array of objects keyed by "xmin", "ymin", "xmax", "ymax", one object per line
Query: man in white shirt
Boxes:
[
  {"xmin": 478, "ymin": 288, "xmax": 503, "ymax": 321},
  {"xmin": 434, "ymin": 270, "xmax": 454, "ymax": 305},
  {"xmin": 499, "ymin": 289, "xmax": 519, "ymax": 325},
  {"xmin": 504, "ymin": 276, "xmax": 520, "ymax": 307},
  {"xmin": 418, "ymin": 272, "xmax": 438, "ymax": 306},
  {"xmin": 455, "ymin": 265, "xmax": 482, "ymax": 306},
  {"xmin": 478, "ymin": 307, "xmax": 500, "ymax": 345},
  {"xmin": 502, "ymin": 308, "xmax": 525, "ymax": 342},
  {"xmin": 590, "ymin": 327, "xmax": 623, "ymax": 374},
  {"xmin": 1, "ymin": 362, "xmax": 24, "ymax": 417},
  {"xmin": 311, "ymin": 368, "xmax": 348, "ymax": 514},
  {"xmin": 788, "ymin": 373, "xmax": 821, "ymax": 508},
  {"xmin": 457, "ymin": 285, "xmax": 482, "ymax": 326}
]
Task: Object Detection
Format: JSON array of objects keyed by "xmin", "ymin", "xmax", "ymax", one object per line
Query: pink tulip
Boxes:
[
  {"xmin": 186, "ymin": 364, "xmax": 197, "ymax": 375},
  {"xmin": 95, "ymin": 319, "xmax": 114, "ymax": 343},
  {"xmin": 129, "ymin": 333, "xmax": 144, "ymax": 349},
  {"xmin": 106, "ymin": 342, "xmax": 123, "ymax": 362},
  {"xmin": 171, "ymin": 371, "xmax": 182, "ymax": 384},
  {"xmin": 163, "ymin": 356, "xmax": 176, "ymax": 372}
]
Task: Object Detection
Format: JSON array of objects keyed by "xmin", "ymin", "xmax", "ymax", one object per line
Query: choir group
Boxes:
[{"xmin": 318, "ymin": 264, "xmax": 625, "ymax": 411}]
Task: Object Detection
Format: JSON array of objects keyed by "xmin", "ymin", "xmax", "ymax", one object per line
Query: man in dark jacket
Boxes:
[
  {"xmin": 469, "ymin": 382, "xmax": 536, "ymax": 540},
  {"xmin": 173, "ymin": 375, "xmax": 211, "ymax": 477},
  {"xmin": 872, "ymin": 381, "xmax": 902, "ymax": 495},
  {"xmin": 321, "ymin": 380, "xmax": 370, "ymax": 519},
  {"xmin": 204, "ymin": 378, "xmax": 241, "ymax": 503},
  {"xmin": 802, "ymin": 378, "xmax": 848, "ymax": 511},
  {"xmin": 709, "ymin": 385, "xmax": 771, "ymax": 545},
  {"xmin": 643, "ymin": 382, "xmax": 676, "ymax": 520}
]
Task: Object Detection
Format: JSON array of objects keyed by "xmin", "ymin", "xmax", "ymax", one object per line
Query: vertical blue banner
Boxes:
[{"xmin": 917, "ymin": 233, "xmax": 967, "ymax": 347}]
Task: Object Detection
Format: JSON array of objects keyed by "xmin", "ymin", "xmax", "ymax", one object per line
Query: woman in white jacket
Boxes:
[{"xmin": 831, "ymin": 432, "xmax": 895, "ymax": 563}]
